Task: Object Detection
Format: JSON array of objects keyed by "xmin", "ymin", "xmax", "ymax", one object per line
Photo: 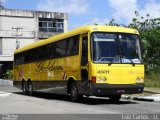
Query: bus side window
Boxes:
[
  {"xmin": 66, "ymin": 36, "xmax": 79, "ymax": 56},
  {"xmin": 81, "ymin": 36, "xmax": 88, "ymax": 66}
]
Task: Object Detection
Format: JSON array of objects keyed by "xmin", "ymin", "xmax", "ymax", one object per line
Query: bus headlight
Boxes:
[
  {"xmin": 97, "ymin": 77, "xmax": 107, "ymax": 83},
  {"xmin": 97, "ymin": 77, "xmax": 101, "ymax": 82},
  {"xmin": 136, "ymin": 77, "xmax": 144, "ymax": 83},
  {"xmin": 102, "ymin": 77, "xmax": 107, "ymax": 82}
]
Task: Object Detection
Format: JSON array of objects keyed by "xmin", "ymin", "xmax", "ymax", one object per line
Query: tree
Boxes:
[{"xmin": 128, "ymin": 11, "xmax": 160, "ymax": 73}]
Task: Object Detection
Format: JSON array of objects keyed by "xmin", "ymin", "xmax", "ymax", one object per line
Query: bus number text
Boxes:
[{"xmin": 97, "ymin": 70, "xmax": 110, "ymax": 74}]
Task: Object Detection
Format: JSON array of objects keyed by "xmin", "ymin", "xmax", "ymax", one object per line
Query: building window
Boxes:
[{"xmin": 39, "ymin": 18, "xmax": 64, "ymax": 32}]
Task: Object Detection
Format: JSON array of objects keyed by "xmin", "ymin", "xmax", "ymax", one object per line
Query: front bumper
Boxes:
[{"xmin": 90, "ymin": 83, "xmax": 144, "ymax": 96}]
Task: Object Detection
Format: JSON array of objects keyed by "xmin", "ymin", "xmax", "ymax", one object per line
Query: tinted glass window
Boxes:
[
  {"xmin": 14, "ymin": 35, "xmax": 80, "ymax": 65},
  {"xmin": 91, "ymin": 32, "xmax": 142, "ymax": 64},
  {"xmin": 66, "ymin": 36, "xmax": 79, "ymax": 56},
  {"xmin": 56, "ymin": 40, "xmax": 66, "ymax": 58}
]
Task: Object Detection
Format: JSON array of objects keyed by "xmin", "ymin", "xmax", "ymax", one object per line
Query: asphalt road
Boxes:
[{"xmin": 0, "ymin": 86, "xmax": 160, "ymax": 120}]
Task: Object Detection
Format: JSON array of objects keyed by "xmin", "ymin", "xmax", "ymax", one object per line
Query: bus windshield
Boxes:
[{"xmin": 91, "ymin": 32, "xmax": 142, "ymax": 64}]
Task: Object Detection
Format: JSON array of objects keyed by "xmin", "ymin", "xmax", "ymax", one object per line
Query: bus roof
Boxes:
[{"xmin": 14, "ymin": 25, "xmax": 139, "ymax": 54}]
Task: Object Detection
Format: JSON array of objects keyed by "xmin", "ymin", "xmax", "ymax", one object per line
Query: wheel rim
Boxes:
[
  {"xmin": 71, "ymin": 86, "xmax": 77, "ymax": 97},
  {"xmin": 22, "ymin": 82, "xmax": 26, "ymax": 94},
  {"xmin": 28, "ymin": 82, "xmax": 33, "ymax": 95}
]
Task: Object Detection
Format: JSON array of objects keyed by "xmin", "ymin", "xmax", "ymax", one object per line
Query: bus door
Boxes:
[{"xmin": 80, "ymin": 34, "xmax": 90, "ymax": 94}]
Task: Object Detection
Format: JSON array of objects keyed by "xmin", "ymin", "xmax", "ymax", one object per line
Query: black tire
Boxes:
[
  {"xmin": 109, "ymin": 95, "xmax": 121, "ymax": 102},
  {"xmin": 22, "ymin": 81, "xmax": 27, "ymax": 95},
  {"xmin": 27, "ymin": 81, "xmax": 33, "ymax": 96},
  {"xmin": 70, "ymin": 82, "xmax": 81, "ymax": 102}
]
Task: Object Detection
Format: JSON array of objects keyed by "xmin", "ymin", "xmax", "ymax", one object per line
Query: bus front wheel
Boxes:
[
  {"xmin": 70, "ymin": 82, "xmax": 81, "ymax": 102},
  {"xmin": 109, "ymin": 95, "xmax": 121, "ymax": 102}
]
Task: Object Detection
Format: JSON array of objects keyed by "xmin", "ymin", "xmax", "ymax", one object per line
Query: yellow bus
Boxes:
[{"xmin": 13, "ymin": 26, "xmax": 144, "ymax": 102}]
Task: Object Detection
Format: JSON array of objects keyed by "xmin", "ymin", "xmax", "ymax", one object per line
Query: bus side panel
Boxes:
[
  {"xmin": 14, "ymin": 55, "xmax": 81, "ymax": 94},
  {"xmin": 13, "ymin": 65, "xmax": 24, "ymax": 89}
]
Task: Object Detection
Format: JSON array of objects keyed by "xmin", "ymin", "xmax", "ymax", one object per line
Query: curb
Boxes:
[
  {"xmin": 122, "ymin": 94, "xmax": 160, "ymax": 102},
  {"xmin": 0, "ymin": 79, "xmax": 13, "ymax": 86},
  {"xmin": 144, "ymin": 90, "xmax": 160, "ymax": 94},
  {"xmin": 122, "ymin": 95, "xmax": 155, "ymax": 102},
  {"xmin": 122, "ymin": 89, "xmax": 160, "ymax": 102},
  {"xmin": 132, "ymin": 97, "xmax": 154, "ymax": 102}
]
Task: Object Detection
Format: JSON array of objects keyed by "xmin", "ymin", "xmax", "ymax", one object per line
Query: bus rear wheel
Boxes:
[
  {"xmin": 22, "ymin": 81, "xmax": 27, "ymax": 95},
  {"xmin": 27, "ymin": 81, "xmax": 33, "ymax": 96},
  {"xmin": 109, "ymin": 95, "xmax": 121, "ymax": 102},
  {"xmin": 70, "ymin": 82, "xmax": 81, "ymax": 102}
]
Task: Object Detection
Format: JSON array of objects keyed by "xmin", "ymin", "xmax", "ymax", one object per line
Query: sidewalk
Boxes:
[
  {"xmin": 122, "ymin": 87, "xmax": 160, "ymax": 102},
  {"xmin": 0, "ymin": 79, "xmax": 13, "ymax": 86}
]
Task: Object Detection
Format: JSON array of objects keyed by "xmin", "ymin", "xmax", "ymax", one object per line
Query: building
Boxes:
[{"xmin": 0, "ymin": 8, "xmax": 68, "ymax": 78}]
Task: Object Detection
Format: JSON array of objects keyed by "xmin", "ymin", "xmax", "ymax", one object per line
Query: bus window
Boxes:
[
  {"xmin": 56, "ymin": 40, "xmax": 66, "ymax": 58},
  {"xmin": 81, "ymin": 36, "xmax": 88, "ymax": 66},
  {"xmin": 66, "ymin": 36, "xmax": 79, "ymax": 56}
]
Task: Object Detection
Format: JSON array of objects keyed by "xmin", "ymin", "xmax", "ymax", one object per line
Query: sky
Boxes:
[{"xmin": 1, "ymin": 0, "xmax": 160, "ymax": 30}]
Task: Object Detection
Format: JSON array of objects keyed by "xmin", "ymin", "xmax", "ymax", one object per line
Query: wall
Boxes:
[
  {"xmin": 1, "ymin": 16, "xmax": 35, "ymax": 31},
  {"xmin": 0, "ymin": 16, "xmax": 36, "ymax": 61}
]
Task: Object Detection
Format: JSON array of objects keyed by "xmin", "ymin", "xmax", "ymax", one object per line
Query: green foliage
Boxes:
[
  {"xmin": 108, "ymin": 19, "xmax": 120, "ymax": 26},
  {"xmin": 3, "ymin": 69, "xmax": 13, "ymax": 79},
  {"xmin": 142, "ymin": 27, "xmax": 160, "ymax": 73},
  {"xmin": 128, "ymin": 11, "xmax": 160, "ymax": 74},
  {"xmin": 145, "ymin": 74, "xmax": 160, "ymax": 88}
]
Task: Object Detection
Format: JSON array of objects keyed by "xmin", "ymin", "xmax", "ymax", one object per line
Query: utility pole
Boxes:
[{"xmin": 12, "ymin": 27, "xmax": 23, "ymax": 49}]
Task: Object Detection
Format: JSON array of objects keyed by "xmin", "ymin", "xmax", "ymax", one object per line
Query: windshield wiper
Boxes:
[
  {"xmin": 108, "ymin": 60, "xmax": 114, "ymax": 66},
  {"xmin": 119, "ymin": 47, "xmax": 135, "ymax": 66},
  {"xmin": 98, "ymin": 57, "xmax": 115, "ymax": 66},
  {"xmin": 128, "ymin": 58, "xmax": 135, "ymax": 66}
]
